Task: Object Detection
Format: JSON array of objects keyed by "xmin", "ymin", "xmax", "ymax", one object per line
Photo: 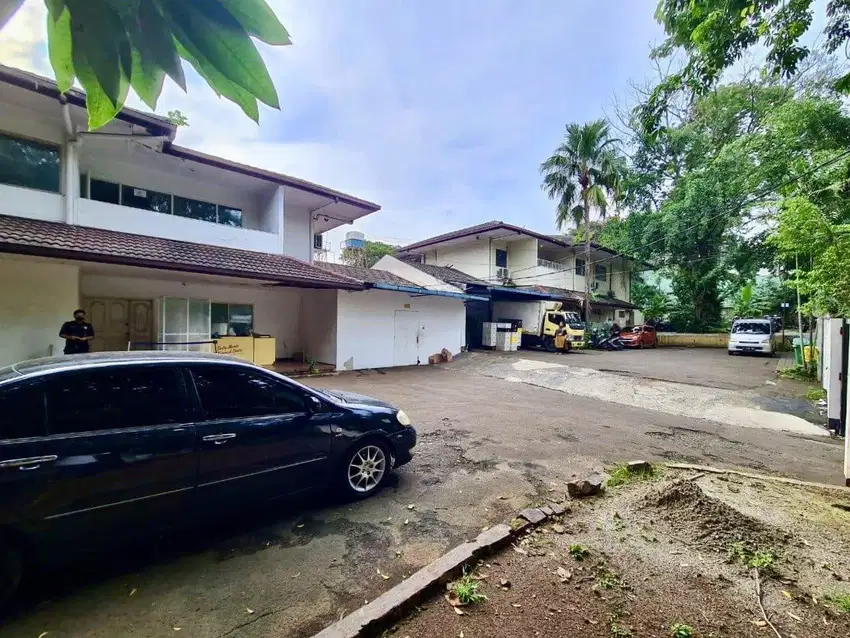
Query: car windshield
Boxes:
[{"xmin": 732, "ymin": 322, "xmax": 771, "ymax": 335}]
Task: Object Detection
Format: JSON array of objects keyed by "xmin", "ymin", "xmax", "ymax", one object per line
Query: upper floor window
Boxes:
[
  {"xmin": 595, "ymin": 264, "xmax": 607, "ymax": 282},
  {"xmin": 495, "ymin": 249, "xmax": 508, "ymax": 268},
  {"xmin": 0, "ymin": 132, "xmax": 60, "ymax": 193},
  {"xmin": 575, "ymin": 258, "xmax": 586, "ymax": 276},
  {"xmin": 84, "ymin": 176, "xmax": 243, "ymax": 228}
]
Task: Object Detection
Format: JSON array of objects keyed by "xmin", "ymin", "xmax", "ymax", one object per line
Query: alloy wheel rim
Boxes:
[{"xmin": 348, "ymin": 445, "xmax": 387, "ymax": 493}]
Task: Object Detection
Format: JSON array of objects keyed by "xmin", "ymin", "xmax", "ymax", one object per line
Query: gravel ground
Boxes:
[
  {"xmin": 0, "ymin": 350, "xmax": 843, "ymax": 638},
  {"xmin": 396, "ymin": 470, "xmax": 850, "ymax": 638}
]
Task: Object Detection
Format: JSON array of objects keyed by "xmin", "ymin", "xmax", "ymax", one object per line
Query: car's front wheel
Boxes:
[
  {"xmin": 0, "ymin": 538, "xmax": 22, "ymax": 610},
  {"xmin": 340, "ymin": 439, "xmax": 390, "ymax": 499}
]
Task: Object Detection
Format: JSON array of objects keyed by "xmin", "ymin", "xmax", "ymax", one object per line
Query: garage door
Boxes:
[{"xmin": 393, "ymin": 310, "xmax": 420, "ymax": 366}]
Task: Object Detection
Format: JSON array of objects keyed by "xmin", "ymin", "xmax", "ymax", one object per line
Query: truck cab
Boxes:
[{"xmin": 543, "ymin": 306, "xmax": 586, "ymax": 351}]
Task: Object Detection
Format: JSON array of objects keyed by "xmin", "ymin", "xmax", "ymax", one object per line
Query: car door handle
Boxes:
[
  {"xmin": 202, "ymin": 433, "xmax": 237, "ymax": 444},
  {"xmin": 0, "ymin": 455, "xmax": 58, "ymax": 470}
]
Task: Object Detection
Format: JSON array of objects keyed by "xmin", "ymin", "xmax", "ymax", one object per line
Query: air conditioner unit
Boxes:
[
  {"xmin": 313, "ymin": 233, "xmax": 323, "ymax": 250},
  {"xmin": 496, "ymin": 267, "xmax": 510, "ymax": 280}
]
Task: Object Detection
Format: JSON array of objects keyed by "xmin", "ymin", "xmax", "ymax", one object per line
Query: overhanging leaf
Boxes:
[
  {"xmin": 163, "ymin": 0, "xmax": 279, "ymax": 109},
  {"xmin": 67, "ymin": 0, "xmax": 124, "ymax": 107},
  {"xmin": 1, "ymin": 0, "xmax": 25, "ymax": 29},
  {"xmin": 130, "ymin": 46, "xmax": 166, "ymax": 109},
  {"xmin": 175, "ymin": 41, "xmax": 259, "ymax": 122},
  {"xmin": 218, "ymin": 0, "xmax": 291, "ymax": 45},
  {"xmin": 137, "ymin": 1, "xmax": 186, "ymax": 91},
  {"xmin": 73, "ymin": 44, "xmax": 128, "ymax": 129},
  {"xmin": 46, "ymin": 7, "xmax": 74, "ymax": 93},
  {"xmin": 43, "ymin": 0, "xmax": 65, "ymax": 21}
]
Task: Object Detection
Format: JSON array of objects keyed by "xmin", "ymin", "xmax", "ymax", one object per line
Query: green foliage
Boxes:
[
  {"xmin": 340, "ymin": 240, "xmax": 398, "ymax": 268},
  {"xmin": 805, "ymin": 387, "xmax": 826, "ymax": 402},
  {"xmin": 166, "ymin": 109, "xmax": 189, "ymax": 127},
  {"xmin": 630, "ymin": 278, "xmax": 671, "ymax": 322},
  {"xmin": 670, "ymin": 624, "xmax": 694, "ymax": 638},
  {"xmin": 595, "ymin": 568, "xmax": 627, "ymax": 590},
  {"xmin": 610, "ymin": 623, "xmax": 633, "ymax": 637},
  {"xmin": 728, "ymin": 541, "xmax": 777, "ymax": 573},
  {"xmin": 450, "ymin": 568, "xmax": 487, "ymax": 605},
  {"xmin": 568, "ymin": 544, "xmax": 590, "ymax": 560},
  {"xmin": 778, "ymin": 364, "xmax": 817, "ymax": 381},
  {"xmin": 607, "ymin": 462, "xmax": 660, "ymax": 487},
  {"xmin": 0, "ymin": 0, "xmax": 292, "ymax": 129},
  {"xmin": 643, "ymin": 0, "xmax": 850, "ymax": 134},
  {"xmin": 824, "ymin": 591, "xmax": 850, "ymax": 613}
]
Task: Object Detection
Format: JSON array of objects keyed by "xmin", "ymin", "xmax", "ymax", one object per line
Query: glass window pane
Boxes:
[
  {"xmin": 163, "ymin": 297, "xmax": 188, "ymax": 335},
  {"xmin": 229, "ymin": 304, "xmax": 253, "ymax": 336},
  {"xmin": 595, "ymin": 264, "xmax": 606, "ymax": 281},
  {"xmin": 575, "ymin": 259, "xmax": 586, "ymax": 276},
  {"xmin": 175, "ymin": 196, "xmax": 217, "ymax": 222},
  {"xmin": 0, "ymin": 133, "xmax": 60, "ymax": 192},
  {"xmin": 46, "ymin": 367, "xmax": 189, "ymax": 434},
  {"xmin": 121, "ymin": 185, "xmax": 172, "ymax": 214},
  {"xmin": 0, "ymin": 380, "xmax": 46, "ymax": 440},
  {"xmin": 90, "ymin": 178, "xmax": 120, "ymax": 204},
  {"xmin": 211, "ymin": 303, "xmax": 229, "ymax": 337},
  {"xmin": 495, "ymin": 249, "xmax": 508, "ymax": 268},
  {"xmin": 188, "ymin": 298, "xmax": 210, "ymax": 335},
  {"xmin": 190, "ymin": 366, "xmax": 306, "ymax": 420},
  {"xmin": 79, "ymin": 173, "xmax": 89, "ymax": 199},
  {"xmin": 218, "ymin": 206, "xmax": 243, "ymax": 227}
]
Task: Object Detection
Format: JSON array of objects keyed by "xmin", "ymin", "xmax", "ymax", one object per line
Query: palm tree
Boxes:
[{"xmin": 540, "ymin": 120, "xmax": 622, "ymax": 327}]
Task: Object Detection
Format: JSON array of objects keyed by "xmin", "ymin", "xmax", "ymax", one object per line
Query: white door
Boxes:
[{"xmin": 393, "ymin": 310, "xmax": 420, "ymax": 366}]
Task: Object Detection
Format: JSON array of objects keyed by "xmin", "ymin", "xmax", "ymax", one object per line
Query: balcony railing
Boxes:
[{"xmin": 537, "ymin": 258, "xmax": 570, "ymax": 271}]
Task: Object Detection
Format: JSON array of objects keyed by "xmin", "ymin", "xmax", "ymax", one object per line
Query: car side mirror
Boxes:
[{"xmin": 307, "ymin": 395, "xmax": 324, "ymax": 413}]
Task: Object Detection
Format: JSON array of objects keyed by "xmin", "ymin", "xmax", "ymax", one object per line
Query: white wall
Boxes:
[
  {"xmin": 80, "ymin": 274, "xmax": 301, "ymax": 359},
  {"xmin": 283, "ymin": 202, "xmax": 313, "ymax": 262},
  {"xmin": 0, "ymin": 184, "xmax": 64, "ymax": 223},
  {"xmin": 507, "ymin": 238, "xmax": 538, "ymax": 274},
  {"xmin": 425, "ymin": 240, "xmax": 493, "ymax": 281},
  {"xmin": 0, "ymin": 256, "xmax": 80, "ymax": 366},
  {"xmin": 335, "ymin": 289, "xmax": 465, "ymax": 370},
  {"xmin": 299, "ymin": 289, "xmax": 337, "ymax": 365},
  {"xmin": 76, "ymin": 198, "xmax": 281, "ymax": 254}
]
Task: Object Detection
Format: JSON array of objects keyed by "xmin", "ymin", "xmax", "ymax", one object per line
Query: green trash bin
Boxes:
[{"xmin": 792, "ymin": 338, "xmax": 803, "ymax": 366}]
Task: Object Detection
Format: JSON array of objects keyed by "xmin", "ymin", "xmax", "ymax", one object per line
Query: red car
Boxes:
[{"xmin": 619, "ymin": 325, "xmax": 658, "ymax": 349}]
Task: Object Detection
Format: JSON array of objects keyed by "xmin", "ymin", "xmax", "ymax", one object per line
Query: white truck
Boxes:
[{"xmin": 491, "ymin": 301, "xmax": 585, "ymax": 351}]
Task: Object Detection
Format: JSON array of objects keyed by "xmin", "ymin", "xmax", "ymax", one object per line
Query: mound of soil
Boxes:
[{"xmin": 646, "ymin": 479, "xmax": 792, "ymax": 555}]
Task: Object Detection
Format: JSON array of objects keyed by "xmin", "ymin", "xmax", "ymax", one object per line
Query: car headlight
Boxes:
[{"xmin": 396, "ymin": 410, "xmax": 412, "ymax": 427}]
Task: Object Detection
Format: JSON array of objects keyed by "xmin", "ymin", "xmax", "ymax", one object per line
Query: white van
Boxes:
[{"xmin": 728, "ymin": 319, "xmax": 775, "ymax": 356}]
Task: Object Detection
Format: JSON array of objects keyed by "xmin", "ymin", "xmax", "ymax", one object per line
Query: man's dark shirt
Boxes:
[{"xmin": 60, "ymin": 321, "xmax": 94, "ymax": 354}]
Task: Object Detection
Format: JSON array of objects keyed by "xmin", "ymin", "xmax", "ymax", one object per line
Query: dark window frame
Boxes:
[
  {"xmin": 188, "ymin": 364, "xmax": 309, "ymax": 422},
  {"xmin": 594, "ymin": 264, "xmax": 607, "ymax": 282},
  {"xmin": 575, "ymin": 258, "xmax": 586, "ymax": 276},
  {"xmin": 0, "ymin": 130, "xmax": 61, "ymax": 193},
  {"xmin": 495, "ymin": 249, "xmax": 508, "ymax": 269},
  {"xmin": 43, "ymin": 364, "xmax": 193, "ymax": 436}
]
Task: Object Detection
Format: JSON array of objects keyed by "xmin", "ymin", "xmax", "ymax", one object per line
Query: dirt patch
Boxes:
[{"xmin": 393, "ymin": 472, "xmax": 850, "ymax": 638}]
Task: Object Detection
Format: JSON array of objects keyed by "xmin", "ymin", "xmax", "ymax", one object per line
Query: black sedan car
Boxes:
[{"xmin": 0, "ymin": 351, "xmax": 416, "ymax": 605}]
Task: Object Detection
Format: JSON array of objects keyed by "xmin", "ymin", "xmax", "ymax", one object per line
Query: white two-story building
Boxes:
[
  {"xmin": 0, "ymin": 65, "xmax": 474, "ymax": 370},
  {"xmin": 397, "ymin": 220, "xmax": 645, "ymax": 333}
]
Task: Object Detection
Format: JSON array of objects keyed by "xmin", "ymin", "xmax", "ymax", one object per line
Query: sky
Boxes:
[{"xmin": 0, "ymin": 0, "xmax": 667, "ymax": 258}]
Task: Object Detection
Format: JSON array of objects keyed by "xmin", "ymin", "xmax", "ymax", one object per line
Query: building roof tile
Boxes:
[
  {"xmin": 316, "ymin": 262, "xmax": 417, "ymax": 287},
  {"xmin": 0, "ymin": 215, "xmax": 363, "ymax": 289}
]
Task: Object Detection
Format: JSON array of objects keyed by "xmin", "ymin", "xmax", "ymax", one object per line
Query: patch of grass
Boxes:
[
  {"xmin": 450, "ymin": 568, "xmax": 487, "ymax": 605},
  {"xmin": 778, "ymin": 364, "xmax": 817, "ymax": 381},
  {"xmin": 610, "ymin": 623, "xmax": 634, "ymax": 637},
  {"xmin": 824, "ymin": 591, "xmax": 850, "ymax": 614},
  {"xmin": 805, "ymin": 387, "xmax": 826, "ymax": 402},
  {"xmin": 727, "ymin": 541, "xmax": 777, "ymax": 573},
  {"xmin": 568, "ymin": 543, "xmax": 590, "ymax": 561},
  {"xmin": 606, "ymin": 462, "xmax": 661, "ymax": 488},
  {"xmin": 670, "ymin": 623, "xmax": 694, "ymax": 638},
  {"xmin": 596, "ymin": 568, "xmax": 627, "ymax": 590}
]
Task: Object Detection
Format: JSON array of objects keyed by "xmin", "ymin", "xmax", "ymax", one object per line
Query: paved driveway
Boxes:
[{"xmin": 1, "ymin": 351, "xmax": 842, "ymax": 638}]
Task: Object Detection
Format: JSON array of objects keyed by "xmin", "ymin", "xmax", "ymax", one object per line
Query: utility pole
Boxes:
[{"xmin": 795, "ymin": 254, "xmax": 805, "ymax": 371}]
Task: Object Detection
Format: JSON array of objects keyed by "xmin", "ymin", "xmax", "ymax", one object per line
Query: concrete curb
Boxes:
[{"xmin": 310, "ymin": 502, "xmax": 568, "ymax": 638}]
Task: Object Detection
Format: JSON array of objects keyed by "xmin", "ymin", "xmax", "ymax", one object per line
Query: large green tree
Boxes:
[
  {"xmin": 539, "ymin": 120, "xmax": 623, "ymax": 326},
  {"xmin": 0, "ymin": 0, "xmax": 290, "ymax": 129},
  {"xmin": 643, "ymin": 0, "xmax": 850, "ymax": 134},
  {"xmin": 341, "ymin": 240, "xmax": 398, "ymax": 268}
]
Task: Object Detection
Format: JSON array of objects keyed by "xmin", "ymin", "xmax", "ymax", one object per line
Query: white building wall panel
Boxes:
[
  {"xmin": 425, "ymin": 241, "xmax": 493, "ymax": 282},
  {"xmin": 80, "ymin": 273, "xmax": 301, "ymax": 359},
  {"xmin": 0, "ymin": 256, "xmax": 80, "ymax": 366},
  {"xmin": 299, "ymin": 289, "xmax": 337, "ymax": 365},
  {"xmin": 335, "ymin": 290, "xmax": 465, "ymax": 370},
  {"xmin": 283, "ymin": 203, "xmax": 312, "ymax": 262}
]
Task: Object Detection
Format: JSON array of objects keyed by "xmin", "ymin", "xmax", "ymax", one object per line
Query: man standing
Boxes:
[{"xmin": 60, "ymin": 309, "xmax": 95, "ymax": 355}]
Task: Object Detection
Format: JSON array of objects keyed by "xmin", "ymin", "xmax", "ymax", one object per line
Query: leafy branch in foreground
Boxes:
[{"xmin": 1, "ymin": 0, "xmax": 291, "ymax": 129}]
